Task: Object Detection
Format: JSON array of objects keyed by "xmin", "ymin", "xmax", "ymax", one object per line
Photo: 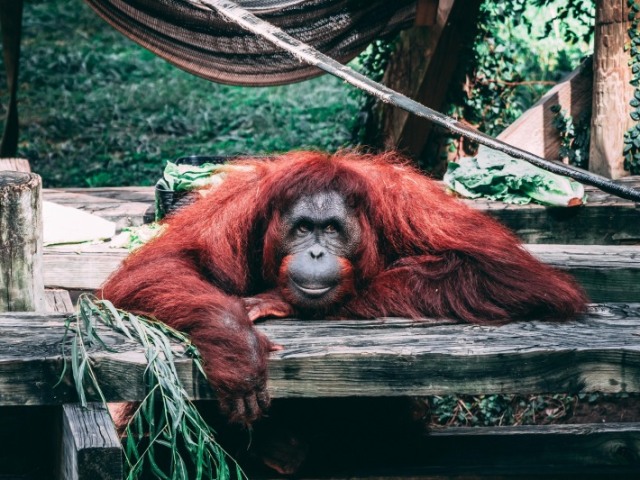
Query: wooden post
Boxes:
[
  {"xmin": 415, "ymin": 0, "xmax": 440, "ymax": 26},
  {"xmin": 58, "ymin": 404, "xmax": 123, "ymax": 480},
  {"xmin": 0, "ymin": 171, "xmax": 45, "ymax": 312},
  {"xmin": 589, "ymin": 0, "xmax": 633, "ymax": 179}
]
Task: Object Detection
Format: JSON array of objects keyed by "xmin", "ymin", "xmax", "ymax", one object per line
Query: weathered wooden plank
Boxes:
[
  {"xmin": 45, "ymin": 289, "xmax": 74, "ymax": 314},
  {"xmin": 467, "ymin": 177, "xmax": 640, "ymax": 244},
  {"xmin": 58, "ymin": 403, "xmax": 122, "ymax": 480},
  {"xmin": 0, "ymin": 304, "xmax": 638, "ymax": 406},
  {"xmin": 60, "ymin": 186, "xmax": 155, "ymax": 204},
  {"xmin": 43, "ymin": 180, "xmax": 640, "ymax": 244},
  {"xmin": 43, "ymin": 244, "xmax": 127, "ymax": 290},
  {"xmin": 42, "ymin": 243, "xmax": 640, "ymax": 302},
  {"xmin": 43, "ymin": 188, "xmax": 154, "ymax": 231},
  {"xmin": 290, "ymin": 423, "xmax": 640, "ymax": 477},
  {"xmin": 0, "ymin": 171, "xmax": 45, "ymax": 312},
  {"xmin": 495, "ymin": 58, "xmax": 592, "ymax": 161},
  {"xmin": 419, "ymin": 423, "xmax": 640, "ymax": 474},
  {"xmin": 0, "ymin": 157, "xmax": 30, "ymax": 172},
  {"xmin": 527, "ymin": 244, "xmax": 640, "ymax": 302}
]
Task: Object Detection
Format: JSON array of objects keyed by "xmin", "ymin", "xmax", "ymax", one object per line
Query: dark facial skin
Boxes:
[{"xmin": 280, "ymin": 191, "xmax": 361, "ymax": 310}]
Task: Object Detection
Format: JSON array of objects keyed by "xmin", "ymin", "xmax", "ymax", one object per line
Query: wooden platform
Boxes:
[
  {"xmin": 1, "ymin": 304, "xmax": 639, "ymax": 406},
  {"xmin": 2, "ymin": 180, "xmax": 632, "ymax": 479},
  {"xmin": 1, "ymin": 304, "xmax": 639, "ymax": 478},
  {"xmin": 42, "ymin": 180, "xmax": 640, "ymax": 302},
  {"xmin": 42, "ymin": 242, "xmax": 640, "ymax": 302},
  {"xmin": 42, "ymin": 178, "xmax": 640, "ymax": 245}
]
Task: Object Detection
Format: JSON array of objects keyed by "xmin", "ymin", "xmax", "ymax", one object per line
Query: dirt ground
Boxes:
[{"xmin": 566, "ymin": 394, "xmax": 640, "ymax": 424}]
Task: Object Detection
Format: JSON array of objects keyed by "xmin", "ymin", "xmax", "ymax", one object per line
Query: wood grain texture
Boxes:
[
  {"xmin": 0, "ymin": 304, "xmax": 638, "ymax": 405},
  {"xmin": 464, "ymin": 177, "xmax": 640, "ymax": 244},
  {"xmin": 43, "ymin": 187, "xmax": 154, "ymax": 231},
  {"xmin": 381, "ymin": 0, "xmax": 482, "ymax": 162},
  {"xmin": 43, "ymin": 179, "xmax": 640, "ymax": 244},
  {"xmin": 0, "ymin": 171, "xmax": 45, "ymax": 312},
  {"xmin": 41, "ymin": 243, "xmax": 640, "ymax": 302},
  {"xmin": 0, "ymin": 157, "xmax": 30, "ymax": 172},
  {"xmin": 44, "ymin": 244, "xmax": 127, "ymax": 290},
  {"xmin": 496, "ymin": 58, "xmax": 592, "ymax": 160},
  {"xmin": 45, "ymin": 289, "xmax": 74, "ymax": 314},
  {"xmin": 589, "ymin": 0, "xmax": 633, "ymax": 179},
  {"xmin": 414, "ymin": 0, "xmax": 440, "ymax": 26},
  {"xmin": 423, "ymin": 423, "xmax": 640, "ymax": 473},
  {"xmin": 58, "ymin": 403, "xmax": 122, "ymax": 480},
  {"xmin": 526, "ymin": 244, "xmax": 640, "ymax": 302}
]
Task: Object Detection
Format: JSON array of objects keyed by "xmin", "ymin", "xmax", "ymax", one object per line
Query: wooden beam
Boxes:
[
  {"xmin": 496, "ymin": 58, "xmax": 592, "ymax": 160},
  {"xmin": 44, "ymin": 244, "xmax": 127, "ymax": 290},
  {"xmin": 0, "ymin": 304, "xmax": 639, "ymax": 406},
  {"xmin": 589, "ymin": 0, "xmax": 633, "ymax": 179},
  {"xmin": 280, "ymin": 423, "xmax": 640, "ymax": 477},
  {"xmin": 463, "ymin": 176, "xmax": 640, "ymax": 245},
  {"xmin": 41, "ymin": 243, "xmax": 640, "ymax": 301},
  {"xmin": 58, "ymin": 403, "xmax": 122, "ymax": 480},
  {"xmin": 381, "ymin": 0, "xmax": 482, "ymax": 163},
  {"xmin": 405, "ymin": 423, "xmax": 640, "ymax": 476},
  {"xmin": 45, "ymin": 289, "xmax": 74, "ymax": 314},
  {"xmin": 527, "ymin": 244, "xmax": 640, "ymax": 302},
  {"xmin": 415, "ymin": 0, "xmax": 439, "ymax": 26},
  {"xmin": 43, "ymin": 187, "xmax": 154, "ymax": 232}
]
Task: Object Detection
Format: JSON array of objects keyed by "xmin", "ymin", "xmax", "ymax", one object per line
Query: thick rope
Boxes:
[{"xmin": 190, "ymin": 0, "xmax": 640, "ymax": 202}]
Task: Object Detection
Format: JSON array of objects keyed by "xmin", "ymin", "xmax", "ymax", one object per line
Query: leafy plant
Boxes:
[
  {"xmin": 428, "ymin": 393, "xmax": 575, "ymax": 427},
  {"xmin": 61, "ymin": 294, "xmax": 245, "ymax": 480},
  {"xmin": 624, "ymin": 0, "xmax": 640, "ymax": 174},
  {"xmin": 430, "ymin": 0, "xmax": 593, "ymax": 171},
  {"xmin": 551, "ymin": 104, "xmax": 591, "ymax": 169}
]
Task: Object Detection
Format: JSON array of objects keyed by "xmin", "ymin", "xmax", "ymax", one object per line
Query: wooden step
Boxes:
[
  {"xmin": 43, "ymin": 177, "xmax": 640, "ymax": 244},
  {"xmin": 43, "ymin": 243, "xmax": 640, "ymax": 302},
  {"xmin": 0, "ymin": 303, "xmax": 638, "ymax": 406}
]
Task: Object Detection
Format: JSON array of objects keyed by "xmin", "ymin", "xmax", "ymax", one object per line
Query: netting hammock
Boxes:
[{"xmin": 83, "ymin": 0, "xmax": 416, "ymax": 86}]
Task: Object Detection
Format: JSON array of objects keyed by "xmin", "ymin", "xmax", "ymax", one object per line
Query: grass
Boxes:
[{"xmin": 2, "ymin": 0, "xmax": 360, "ymax": 187}]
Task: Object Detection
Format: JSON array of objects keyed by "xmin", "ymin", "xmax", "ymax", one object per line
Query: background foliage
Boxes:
[
  {"xmin": 0, "ymin": 0, "xmax": 608, "ymax": 188},
  {"xmin": 434, "ymin": 0, "xmax": 593, "ymax": 168},
  {"xmin": 1, "ymin": 0, "xmax": 600, "ymax": 187},
  {"xmin": 1, "ymin": 0, "xmax": 360, "ymax": 187}
]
